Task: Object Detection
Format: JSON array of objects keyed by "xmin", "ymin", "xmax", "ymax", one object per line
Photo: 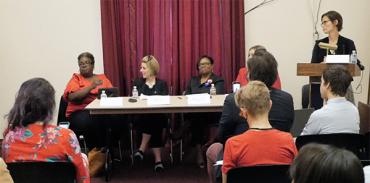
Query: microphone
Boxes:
[
  {"xmin": 318, "ymin": 42, "xmax": 338, "ymax": 50},
  {"xmin": 357, "ymin": 59, "xmax": 365, "ymax": 71}
]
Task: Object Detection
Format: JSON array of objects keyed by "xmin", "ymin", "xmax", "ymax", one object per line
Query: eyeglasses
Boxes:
[
  {"xmin": 198, "ymin": 62, "xmax": 211, "ymax": 67},
  {"xmin": 78, "ymin": 61, "xmax": 92, "ymax": 66},
  {"xmin": 321, "ymin": 20, "xmax": 331, "ymax": 25}
]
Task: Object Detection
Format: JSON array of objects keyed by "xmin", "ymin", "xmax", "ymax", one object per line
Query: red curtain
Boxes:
[{"xmin": 100, "ymin": 0, "xmax": 245, "ymax": 95}]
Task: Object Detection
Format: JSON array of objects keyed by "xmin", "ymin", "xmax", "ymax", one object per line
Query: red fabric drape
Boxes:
[{"xmin": 101, "ymin": 0, "xmax": 245, "ymax": 95}]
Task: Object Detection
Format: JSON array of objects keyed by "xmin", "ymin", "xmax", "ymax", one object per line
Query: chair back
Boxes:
[
  {"xmin": 358, "ymin": 102, "xmax": 370, "ymax": 135},
  {"xmin": 57, "ymin": 96, "xmax": 68, "ymax": 124},
  {"xmin": 290, "ymin": 108, "xmax": 314, "ymax": 137},
  {"xmin": 7, "ymin": 161, "xmax": 76, "ymax": 183},
  {"xmin": 295, "ymin": 133, "xmax": 367, "ymax": 159},
  {"xmin": 227, "ymin": 165, "xmax": 291, "ymax": 183}
]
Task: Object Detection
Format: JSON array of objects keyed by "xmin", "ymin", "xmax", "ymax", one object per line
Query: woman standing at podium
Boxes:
[{"xmin": 310, "ymin": 10, "xmax": 356, "ymax": 109}]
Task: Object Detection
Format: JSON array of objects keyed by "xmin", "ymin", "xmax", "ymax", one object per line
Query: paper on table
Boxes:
[
  {"xmin": 100, "ymin": 97, "xmax": 123, "ymax": 107},
  {"xmin": 147, "ymin": 95, "xmax": 170, "ymax": 106},
  {"xmin": 139, "ymin": 94, "xmax": 148, "ymax": 100},
  {"xmin": 186, "ymin": 93, "xmax": 211, "ymax": 105},
  {"xmin": 325, "ymin": 55, "xmax": 350, "ymax": 63}
]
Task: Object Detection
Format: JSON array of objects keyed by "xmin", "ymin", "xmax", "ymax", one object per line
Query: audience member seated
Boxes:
[
  {"xmin": 235, "ymin": 45, "xmax": 281, "ymax": 89},
  {"xmin": 133, "ymin": 55, "xmax": 168, "ymax": 172},
  {"xmin": 0, "ymin": 158, "xmax": 13, "ymax": 183},
  {"xmin": 221, "ymin": 81, "xmax": 297, "ymax": 183},
  {"xmin": 207, "ymin": 49, "xmax": 294, "ymax": 183},
  {"xmin": 290, "ymin": 143, "xmax": 364, "ymax": 183},
  {"xmin": 2, "ymin": 78, "xmax": 89, "ymax": 183},
  {"xmin": 301, "ymin": 65, "xmax": 359, "ymax": 135},
  {"xmin": 185, "ymin": 55, "xmax": 225, "ymax": 168}
]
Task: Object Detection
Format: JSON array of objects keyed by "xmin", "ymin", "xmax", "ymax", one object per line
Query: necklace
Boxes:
[{"xmin": 249, "ymin": 127, "xmax": 274, "ymax": 130}]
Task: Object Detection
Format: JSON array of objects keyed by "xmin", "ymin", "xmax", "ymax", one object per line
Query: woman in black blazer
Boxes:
[
  {"xmin": 133, "ymin": 55, "xmax": 168, "ymax": 172},
  {"xmin": 310, "ymin": 11, "xmax": 357, "ymax": 109},
  {"xmin": 185, "ymin": 55, "xmax": 225, "ymax": 168}
]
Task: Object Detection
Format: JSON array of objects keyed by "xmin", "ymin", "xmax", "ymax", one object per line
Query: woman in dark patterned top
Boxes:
[
  {"xmin": 133, "ymin": 55, "xmax": 168, "ymax": 172},
  {"xmin": 185, "ymin": 55, "xmax": 225, "ymax": 168}
]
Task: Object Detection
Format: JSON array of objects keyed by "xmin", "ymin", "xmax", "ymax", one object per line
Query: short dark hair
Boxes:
[
  {"xmin": 247, "ymin": 51, "xmax": 277, "ymax": 88},
  {"xmin": 290, "ymin": 143, "xmax": 364, "ymax": 183},
  {"xmin": 322, "ymin": 65, "xmax": 352, "ymax": 97},
  {"xmin": 322, "ymin": 11, "xmax": 343, "ymax": 31},
  {"xmin": 6, "ymin": 78, "xmax": 55, "ymax": 130},
  {"xmin": 78, "ymin": 52, "xmax": 95, "ymax": 65},
  {"xmin": 197, "ymin": 55, "xmax": 214, "ymax": 68},
  {"xmin": 249, "ymin": 45, "xmax": 266, "ymax": 52}
]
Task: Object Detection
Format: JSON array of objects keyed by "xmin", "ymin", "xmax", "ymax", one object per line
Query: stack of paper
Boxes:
[
  {"xmin": 186, "ymin": 93, "xmax": 211, "ymax": 105},
  {"xmin": 100, "ymin": 97, "xmax": 123, "ymax": 107},
  {"xmin": 147, "ymin": 95, "xmax": 170, "ymax": 106}
]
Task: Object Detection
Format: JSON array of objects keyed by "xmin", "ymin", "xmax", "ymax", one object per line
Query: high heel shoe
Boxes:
[
  {"xmin": 154, "ymin": 162, "xmax": 164, "ymax": 172},
  {"xmin": 134, "ymin": 150, "xmax": 144, "ymax": 162}
]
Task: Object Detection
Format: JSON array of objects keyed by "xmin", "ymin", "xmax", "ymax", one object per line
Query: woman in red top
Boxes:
[
  {"xmin": 2, "ymin": 78, "xmax": 89, "ymax": 183},
  {"xmin": 235, "ymin": 45, "xmax": 282, "ymax": 89},
  {"xmin": 64, "ymin": 52, "xmax": 113, "ymax": 148},
  {"xmin": 222, "ymin": 81, "xmax": 297, "ymax": 183}
]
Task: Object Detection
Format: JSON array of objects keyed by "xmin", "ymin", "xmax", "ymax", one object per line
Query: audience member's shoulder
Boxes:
[
  {"xmin": 225, "ymin": 132, "xmax": 246, "ymax": 144},
  {"xmin": 238, "ymin": 67, "xmax": 247, "ymax": 73},
  {"xmin": 46, "ymin": 124, "xmax": 75, "ymax": 136},
  {"xmin": 273, "ymin": 129, "xmax": 294, "ymax": 138},
  {"xmin": 270, "ymin": 88, "xmax": 293, "ymax": 100},
  {"xmin": 225, "ymin": 93, "xmax": 235, "ymax": 100}
]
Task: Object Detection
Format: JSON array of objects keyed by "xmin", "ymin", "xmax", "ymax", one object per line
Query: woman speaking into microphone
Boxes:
[{"xmin": 310, "ymin": 10, "xmax": 359, "ymax": 109}]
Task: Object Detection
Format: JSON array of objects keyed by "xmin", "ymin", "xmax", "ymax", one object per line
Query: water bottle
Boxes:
[
  {"xmin": 350, "ymin": 50, "xmax": 357, "ymax": 64},
  {"xmin": 210, "ymin": 84, "xmax": 217, "ymax": 96},
  {"xmin": 100, "ymin": 90, "xmax": 107, "ymax": 99},
  {"xmin": 132, "ymin": 86, "xmax": 139, "ymax": 99}
]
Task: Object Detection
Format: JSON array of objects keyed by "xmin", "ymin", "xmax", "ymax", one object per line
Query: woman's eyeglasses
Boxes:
[
  {"xmin": 198, "ymin": 62, "xmax": 211, "ymax": 67},
  {"xmin": 321, "ymin": 20, "xmax": 331, "ymax": 25}
]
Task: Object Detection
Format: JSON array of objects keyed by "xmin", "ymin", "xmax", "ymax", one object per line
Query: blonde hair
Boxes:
[
  {"xmin": 235, "ymin": 80, "xmax": 270, "ymax": 116},
  {"xmin": 142, "ymin": 55, "xmax": 160, "ymax": 76}
]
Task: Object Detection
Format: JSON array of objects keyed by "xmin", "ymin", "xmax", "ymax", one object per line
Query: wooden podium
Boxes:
[
  {"xmin": 297, "ymin": 63, "xmax": 361, "ymax": 77},
  {"xmin": 297, "ymin": 63, "xmax": 361, "ymax": 107}
]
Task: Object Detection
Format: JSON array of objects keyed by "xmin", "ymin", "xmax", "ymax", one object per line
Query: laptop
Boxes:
[
  {"xmin": 97, "ymin": 87, "xmax": 119, "ymax": 99},
  {"xmin": 290, "ymin": 108, "xmax": 315, "ymax": 137}
]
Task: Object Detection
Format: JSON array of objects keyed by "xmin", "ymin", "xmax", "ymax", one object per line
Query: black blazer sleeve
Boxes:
[
  {"xmin": 218, "ymin": 93, "xmax": 246, "ymax": 144},
  {"xmin": 157, "ymin": 80, "xmax": 169, "ymax": 95},
  {"xmin": 133, "ymin": 78, "xmax": 144, "ymax": 95},
  {"xmin": 211, "ymin": 74, "xmax": 225, "ymax": 94},
  {"xmin": 311, "ymin": 40, "xmax": 321, "ymax": 63},
  {"xmin": 185, "ymin": 79, "xmax": 192, "ymax": 95},
  {"xmin": 215, "ymin": 79, "xmax": 225, "ymax": 94}
]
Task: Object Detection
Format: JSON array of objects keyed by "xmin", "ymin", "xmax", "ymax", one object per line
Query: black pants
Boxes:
[
  {"xmin": 134, "ymin": 114, "xmax": 167, "ymax": 148},
  {"xmin": 311, "ymin": 84, "xmax": 323, "ymax": 110},
  {"xmin": 188, "ymin": 113, "xmax": 221, "ymax": 145},
  {"xmin": 69, "ymin": 110, "xmax": 128, "ymax": 149}
]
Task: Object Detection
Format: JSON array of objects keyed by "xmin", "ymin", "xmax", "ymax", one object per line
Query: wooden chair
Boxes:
[{"xmin": 358, "ymin": 101, "xmax": 370, "ymax": 159}]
